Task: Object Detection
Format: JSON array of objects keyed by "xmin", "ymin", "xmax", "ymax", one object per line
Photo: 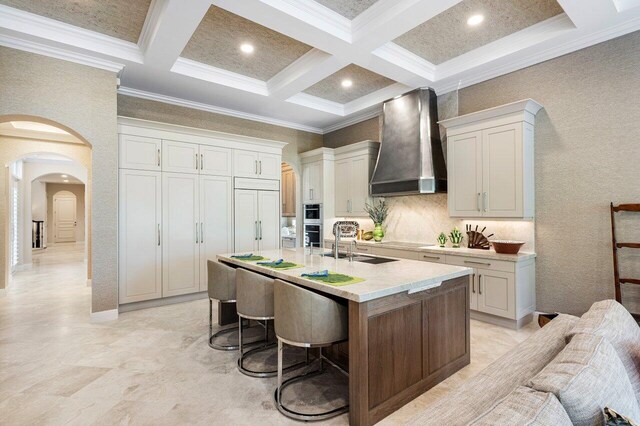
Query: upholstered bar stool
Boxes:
[
  {"xmin": 273, "ymin": 279, "xmax": 349, "ymax": 421},
  {"xmin": 207, "ymin": 260, "xmax": 242, "ymax": 351}
]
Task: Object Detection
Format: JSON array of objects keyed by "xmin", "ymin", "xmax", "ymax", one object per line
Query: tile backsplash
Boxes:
[{"xmin": 331, "ymin": 193, "xmax": 535, "ymax": 252}]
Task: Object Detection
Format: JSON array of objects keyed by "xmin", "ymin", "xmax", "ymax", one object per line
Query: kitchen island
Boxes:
[{"xmin": 218, "ymin": 248, "xmax": 473, "ymax": 425}]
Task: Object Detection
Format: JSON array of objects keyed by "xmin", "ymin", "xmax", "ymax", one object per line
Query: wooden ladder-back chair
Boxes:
[{"xmin": 610, "ymin": 203, "xmax": 640, "ymax": 322}]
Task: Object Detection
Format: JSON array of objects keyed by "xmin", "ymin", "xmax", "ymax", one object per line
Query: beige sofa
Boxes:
[{"xmin": 407, "ymin": 300, "xmax": 640, "ymax": 425}]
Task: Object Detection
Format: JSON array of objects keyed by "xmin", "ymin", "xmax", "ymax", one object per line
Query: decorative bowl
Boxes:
[{"xmin": 490, "ymin": 240, "xmax": 525, "ymax": 254}]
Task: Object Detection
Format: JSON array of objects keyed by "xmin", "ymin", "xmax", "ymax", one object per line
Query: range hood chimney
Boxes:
[{"xmin": 370, "ymin": 88, "xmax": 446, "ymax": 196}]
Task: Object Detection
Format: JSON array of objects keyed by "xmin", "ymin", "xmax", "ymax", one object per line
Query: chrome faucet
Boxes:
[
  {"xmin": 332, "ymin": 221, "xmax": 359, "ymax": 259},
  {"xmin": 334, "ymin": 227, "xmax": 342, "ymax": 259}
]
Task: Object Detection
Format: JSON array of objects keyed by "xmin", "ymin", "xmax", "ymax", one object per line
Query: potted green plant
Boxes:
[
  {"xmin": 364, "ymin": 199, "xmax": 389, "ymax": 242},
  {"xmin": 449, "ymin": 227, "xmax": 464, "ymax": 248},
  {"xmin": 437, "ymin": 232, "xmax": 447, "ymax": 247}
]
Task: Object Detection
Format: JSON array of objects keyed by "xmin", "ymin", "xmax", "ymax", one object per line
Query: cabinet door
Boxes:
[
  {"xmin": 309, "ymin": 161, "xmax": 322, "ymax": 203},
  {"xmin": 162, "ymin": 140, "xmax": 198, "ymax": 174},
  {"xmin": 119, "ymin": 135, "xmax": 161, "ymax": 171},
  {"xmin": 335, "ymin": 159, "xmax": 350, "ymax": 216},
  {"xmin": 233, "ymin": 150, "xmax": 259, "ymax": 178},
  {"xmin": 162, "ymin": 173, "xmax": 200, "ymax": 297},
  {"xmin": 448, "ymin": 131, "xmax": 483, "ymax": 217},
  {"xmin": 234, "ymin": 190, "xmax": 259, "ymax": 252},
  {"xmin": 348, "ymin": 156, "xmax": 371, "ymax": 216},
  {"xmin": 118, "ymin": 169, "xmax": 162, "ymax": 303},
  {"xmin": 258, "ymin": 190, "xmax": 280, "ymax": 251},
  {"xmin": 281, "ymin": 169, "xmax": 295, "ymax": 217},
  {"xmin": 477, "ymin": 269, "xmax": 515, "ymax": 319},
  {"xmin": 199, "ymin": 176, "xmax": 233, "ymax": 291},
  {"xmin": 257, "ymin": 153, "xmax": 281, "ymax": 180},
  {"xmin": 200, "ymin": 146, "xmax": 232, "ymax": 176},
  {"xmin": 482, "ymin": 124, "xmax": 523, "ymax": 217}
]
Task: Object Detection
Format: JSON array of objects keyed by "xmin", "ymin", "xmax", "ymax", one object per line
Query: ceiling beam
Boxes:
[
  {"xmin": 556, "ymin": 0, "xmax": 619, "ymax": 27},
  {"xmin": 141, "ymin": 0, "xmax": 211, "ymax": 70}
]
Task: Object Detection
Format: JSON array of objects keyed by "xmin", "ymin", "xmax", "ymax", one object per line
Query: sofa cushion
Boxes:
[
  {"xmin": 567, "ymin": 299, "xmax": 640, "ymax": 400},
  {"xmin": 406, "ymin": 314, "xmax": 579, "ymax": 426},
  {"xmin": 470, "ymin": 386, "xmax": 573, "ymax": 426},
  {"xmin": 529, "ymin": 333, "xmax": 640, "ymax": 426}
]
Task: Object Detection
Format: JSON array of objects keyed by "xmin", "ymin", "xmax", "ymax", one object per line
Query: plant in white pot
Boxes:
[{"xmin": 364, "ymin": 199, "xmax": 389, "ymax": 242}]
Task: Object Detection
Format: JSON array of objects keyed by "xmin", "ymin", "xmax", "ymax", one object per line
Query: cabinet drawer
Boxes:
[
  {"xmin": 417, "ymin": 252, "xmax": 446, "ymax": 263},
  {"xmin": 446, "ymin": 255, "xmax": 514, "ymax": 273},
  {"xmin": 372, "ymin": 247, "xmax": 420, "ymax": 260}
]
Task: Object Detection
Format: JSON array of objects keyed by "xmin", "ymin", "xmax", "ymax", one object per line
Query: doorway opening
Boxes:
[{"xmin": 0, "ymin": 116, "xmax": 92, "ymax": 297}]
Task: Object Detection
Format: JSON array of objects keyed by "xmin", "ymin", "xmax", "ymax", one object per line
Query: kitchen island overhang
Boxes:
[{"xmin": 218, "ymin": 248, "xmax": 473, "ymax": 426}]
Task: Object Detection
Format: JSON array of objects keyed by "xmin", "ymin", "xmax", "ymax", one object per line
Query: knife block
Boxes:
[{"xmin": 467, "ymin": 231, "xmax": 490, "ymax": 250}]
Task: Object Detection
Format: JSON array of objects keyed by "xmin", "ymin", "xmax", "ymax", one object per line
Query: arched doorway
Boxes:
[{"xmin": 0, "ymin": 117, "xmax": 92, "ymax": 295}]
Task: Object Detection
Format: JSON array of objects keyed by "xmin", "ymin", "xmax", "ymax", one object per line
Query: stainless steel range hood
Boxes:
[{"xmin": 370, "ymin": 88, "xmax": 446, "ymax": 196}]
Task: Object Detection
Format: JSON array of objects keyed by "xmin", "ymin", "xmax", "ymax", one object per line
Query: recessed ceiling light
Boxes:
[
  {"xmin": 240, "ymin": 43, "xmax": 254, "ymax": 54},
  {"xmin": 341, "ymin": 79, "xmax": 353, "ymax": 88},
  {"xmin": 61, "ymin": 174, "xmax": 68, "ymax": 178},
  {"xmin": 10, "ymin": 121, "xmax": 69, "ymax": 135},
  {"xmin": 63, "ymin": 179, "xmax": 69, "ymax": 183},
  {"xmin": 467, "ymin": 14, "xmax": 484, "ymax": 26}
]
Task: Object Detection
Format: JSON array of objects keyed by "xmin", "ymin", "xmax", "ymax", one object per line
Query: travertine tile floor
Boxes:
[{"xmin": 0, "ymin": 243, "xmax": 538, "ymax": 425}]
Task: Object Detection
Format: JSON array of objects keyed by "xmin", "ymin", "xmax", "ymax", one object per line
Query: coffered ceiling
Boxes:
[{"xmin": 0, "ymin": 0, "xmax": 639, "ymax": 133}]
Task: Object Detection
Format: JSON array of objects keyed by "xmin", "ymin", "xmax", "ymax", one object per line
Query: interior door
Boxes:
[
  {"xmin": 199, "ymin": 176, "xmax": 233, "ymax": 291},
  {"xmin": 53, "ymin": 193, "xmax": 76, "ymax": 243},
  {"xmin": 118, "ymin": 169, "xmax": 162, "ymax": 304},
  {"xmin": 335, "ymin": 159, "xmax": 350, "ymax": 216},
  {"xmin": 448, "ymin": 131, "xmax": 483, "ymax": 217},
  {"xmin": 258, "ymin": 190, "xmax": 280, "ymax": 251},
  {"xmin": 349, "ymin": 156, "xmax": 369, "ymax": 216},
  {"xmin": 163, "ymin": 173, "xmax": 200, "ymax": 297},
  {"xmin": 482, "ymin": 123, "xmax": 523, "ymax": 217},
  {"xmin": 257, "ymin": 153, "xmax": 281, "ymax": 180},
  {"xmin": 477, "ymin": 269, "xmax": 515, "ymax": 319},
  {"xmin": 162, "ymin": 140, "xmax": 198, "ymax": 174},
  {"xmin": 234, "ymin": 189, "xmax": 259, "ymax": 253},
  {"xmin": 200, "ymin": 146, "xmax": 232, "ymax": 176}
]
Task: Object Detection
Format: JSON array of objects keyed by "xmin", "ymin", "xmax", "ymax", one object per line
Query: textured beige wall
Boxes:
[
  {"xmin": 0, "ymin": 47, "xmax": 117, "ymax": 313},
  {"xmin": 323, "ymin": 116, "xmax": 381, "ymax": 148},
  {"xmin": 325, "ymin": 31, "xmax": 640, "ymax": 315}
]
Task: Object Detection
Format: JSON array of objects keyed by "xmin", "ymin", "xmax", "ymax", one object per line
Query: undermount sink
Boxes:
[{"xmin": 322, "ymin": 252, "xmax": 399, "ymax": 264}]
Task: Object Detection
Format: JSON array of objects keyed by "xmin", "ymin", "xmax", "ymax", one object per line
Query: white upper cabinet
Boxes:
[
  {"xmin": 333, "ymin": 141, "xmax": 380, "ymax": 217},
  {"xmin": 119, "ymin": 135, "xmax": 161, "ymax": 171},
  {"xmin": 440, "ymin": 99, "xmax": 542, "ymax": 219},
  {"xmin": 200, "ymin": 146, "xmax": 232, "ymax": 176},
  {"xmin": 162, "ymin": 140, "xmax": 199, "ymax": 174},
  {"xmin": 234, "ymin": 150, "xmax": 281, "ymax": 179},
  {"xmin": 302, "ymin": 161, "xmax": 322, "ymax": 204}
]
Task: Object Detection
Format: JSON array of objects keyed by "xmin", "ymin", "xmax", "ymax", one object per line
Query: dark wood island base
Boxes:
[{"xmin": 348, "ymin": 275, "xmax": 470, "ymax": 425}]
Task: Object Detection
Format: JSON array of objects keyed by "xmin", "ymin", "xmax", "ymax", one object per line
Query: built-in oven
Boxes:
[
  {"xmin": 304, "ymin": 224, "xmax": 322, "ymax": 248},
  {"xmin": 304, "ymin": 204, "xmax": 322, "ymax": 222}
]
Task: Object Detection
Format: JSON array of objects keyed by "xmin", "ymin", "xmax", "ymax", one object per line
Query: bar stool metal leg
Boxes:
[
  {"xmin": 274, "ymin": 338, "xmax": 349, "ymax": 421},
  {"xmin": 208, "ymin": 299, "xmax": 241, "ymax": 351}
]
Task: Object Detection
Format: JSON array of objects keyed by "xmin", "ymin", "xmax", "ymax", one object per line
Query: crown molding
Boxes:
[
  {"xmin": 321, "ymin": 108, "xmax": 381, "ymax": 134},
  {"xmin": 171, "ymin": 57, "xmax": 269, "ymax": 96},
  {"xmin": 0, "ymin": 33, "xmax": 124, "ymax": 73},
  {"xmin": 137, "ymin": 0, "xmax": 165, "ymax": 53},
  {"xmin": 118, "ymin": 87, "xmax": 324, "ymax": 134},
  {"xmin": 372, "ymin": 42, "xmax": 436, "ymax": 81},
  {"xmin": 0, "ymin": 4, "xmax": 142, "ymax": 63},
  {"xmin": 286, "ymin": 93, "xmax": 344, "ymax": 116}
]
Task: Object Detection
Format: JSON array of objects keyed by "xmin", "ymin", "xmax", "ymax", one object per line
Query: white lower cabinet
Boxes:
[
  {"xmin": 162, "ymin": 173, "xmax": 200, "ymax": 297},
  {"xmin": 234, "ymin": 189, "xmax": 280, "ymax": 253},
  {"xmin": 118, "ymin": 169, "xmax": 162, "ymax": 304}
]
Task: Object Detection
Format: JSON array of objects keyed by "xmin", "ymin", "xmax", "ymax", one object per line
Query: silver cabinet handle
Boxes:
[
  {"xmin": 200, "ymin": 154, "xmax": 203, "ymax": 170},
  {"xmin": 255, "ymin": 160, "xmax": 258, "ymax": 175},
  {"xmin": 157, "ymin": 224, "xmax": 161, "ymax": 246},
  {"xmin": 477, "ymin": 193, "xmax": 481, "ymax": 212},
  {"xmin": 310, "ymin": 188, "xmax": 313, "ymax": 200},
  {"xmin": 259, "ymin": 221, "xmax": 262, "ymax": 240},
  {"xmin": 483, "ymin": 192, "xmax": 487, "ymax": 212},
  {"xmin": 255, "ymin": 221, "xmax": 258, "ymax": 240},
  {"xmin": 200, "ymin": 222, "xmax": 204, "ymax": 243},
  {"xmin": 471, "ymin": 274, "xmax": 476, "ymax": 293},
  {"xmin": 358, "ymin": 247, "xmax": 368, "ymax": 252},
  {"xmin": 195, "ymin": 222, "xmax": 199, "ymax": 243},
  {"xmin": 464, "ymin": 260, "xmax": 491, "ymax": 266},
  {"xmin": 423, "ymin": 255, "xmax": 441, "ymax": 260},
  {"xmin": 259, "ymin": 160, "xmax": 262, "ymax": 175},
  {"xmin": 157, "ymin": 149, "xmax": 161, "ymax": 167},
  {"xmin": 479, "ymin": 274, "xmax": 483, "ymax": 294}
]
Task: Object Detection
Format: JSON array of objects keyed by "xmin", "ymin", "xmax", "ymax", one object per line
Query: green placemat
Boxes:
[
  {"xmin": 303, "ymin": 272, "xmax": 365, "ymax": 287},
  {"xmin": 232, "ymin": 255, "xmax": 268, "ymax": 262},
  {"xmin": 257, "ymin": 261, "xmax": 304, "ymax": 270}
]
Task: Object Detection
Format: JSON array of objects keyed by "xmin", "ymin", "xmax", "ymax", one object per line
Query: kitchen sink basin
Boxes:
[{"xmin": 322, "ymin": 252, "xmax": 399, "ymax": 264}]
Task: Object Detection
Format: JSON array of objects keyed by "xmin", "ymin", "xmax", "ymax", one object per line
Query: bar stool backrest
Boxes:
[
  {"xmin": 236, "ymin": 268, "xmax": 275, "ymax": 319},
  {"xmin": 208, "ymin": 260, "xmax": 236, "ymax": 302},
  {"xmin": 274, "ymin": 279, "xmax": 348, "ymax": 346}
]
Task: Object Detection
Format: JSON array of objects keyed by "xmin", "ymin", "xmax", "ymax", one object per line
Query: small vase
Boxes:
[
  {"xmin": 373, "ymin": 223, "xmax": 384, "ymax": 242},
  {"xmin": 452, "ymin": 243, "xmax": 460, "ymax": 248}
]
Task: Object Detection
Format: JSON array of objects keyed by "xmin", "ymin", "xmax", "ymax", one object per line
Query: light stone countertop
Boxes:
[
  {"xmin": 326, "ymin": 239, "xmax": 536, "ymax": 262},
  {"xmin": 218, "ymin": 248, "xmax": 472, "ymax": 303}
]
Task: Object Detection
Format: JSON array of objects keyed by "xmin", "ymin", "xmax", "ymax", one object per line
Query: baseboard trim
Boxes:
[
  {"xmin": 86, "ymin": 279, "xmax": 92, "ymax": 287},
  {"xmin": 470, "ymin": 310, "xmax": 534, "ymax": 330},
  {"xmin": 119, "ymin": 291, "xmax": 207, "ymax": 313},
  {"xmin": 90, "ymin": 308, "xmax": 118, "ymax": 322}
]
